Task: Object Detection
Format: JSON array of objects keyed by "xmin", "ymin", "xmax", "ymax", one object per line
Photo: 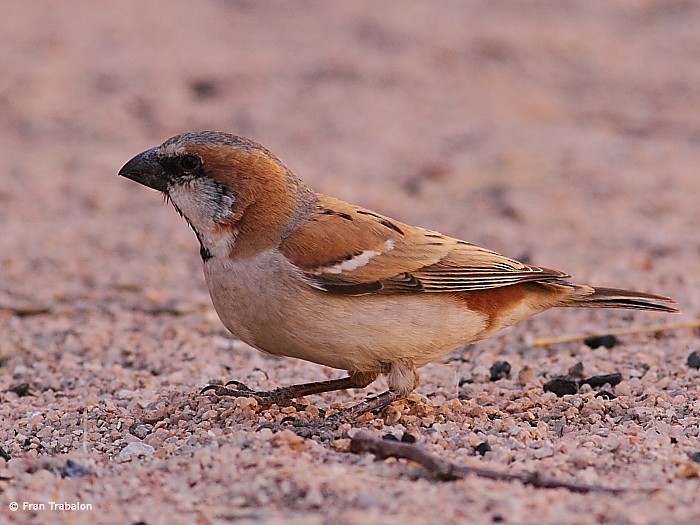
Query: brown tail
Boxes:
[{"xmin": 561, "ymin": 285, "xmax": 679, "ymax": 313}]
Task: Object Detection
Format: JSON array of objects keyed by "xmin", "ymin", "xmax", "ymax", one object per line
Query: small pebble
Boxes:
[
  {"xmin": 594, "ymin": 390, "xmax": 617, "ymax": 400},
  {"xmin": 401, "ymin": 433, "xmax": 416, "ymax": 444},
  {"xmin": 687, "ymin": 351, "xmax": 700, "ymax": 370},
  {"xmin": 489, "ymin": 361, "xmax": 511, "ymax": 381},
  {"xmin": 543, "ymin": 376, "xmax": 579, "ymax": 397},
  {"xmin": 568, "ymin": 362, "xmax": 585, "ymax": 378},
  {"xmin": 584, "ymin": 334, "xmax": 620, "ymax": 349},
  {"xmin": 61, "ymin": 459, "xmax": 95, "ymax": 478},
  {"xmin": 383, "ymin": 405, "xmax": 403, "ymax": 425},
  {"xmin": 118, "ymin": 442, "xmax": 155, "ymax": 461},
  {"xmin": 8, "ymin": 383, "xmax": 31, "ymax": 397},
  {"xmin": 581, "ymin": 372, "xmax": 623, "ymax": 389},
  {"xmin": 517, "ymin": 366, "xmax": 535, "ymax": 385},
  {"xmin": 382, "ymin": 433, "xmax": 399, "ymax": 442},
  {"xmin": 475, "ymin": 442, "xmax": 491, "ymax": 456},
  {"xmin": 688, "ymin": 452, "xmax": 700, "ymax": 463},
  {"xmin": 132, "ymin": 425, "xmax": 151, "ymax": 439}
]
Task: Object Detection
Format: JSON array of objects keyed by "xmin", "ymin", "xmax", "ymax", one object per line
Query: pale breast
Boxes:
[{"xmin": 203, "ymin": 250, "xmax": 489, "ymax": 373}]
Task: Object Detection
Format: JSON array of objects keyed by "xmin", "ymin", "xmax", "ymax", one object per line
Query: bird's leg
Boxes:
[
  {"xmin": 290, "ymin": 389, "xmax": 403, "ymax": 438},
  {"xmin": 201, "ymin": 371, "xmax": 378, "ymax": 408},
  {"xmin": 324, "ymin": 389, "xmax": 401, "ymax": 422},
  {"xmin": 293, "ymin": 360, "xmax": 417, "ymax": 435}
]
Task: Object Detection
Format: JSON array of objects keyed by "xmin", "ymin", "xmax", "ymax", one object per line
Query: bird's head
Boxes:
[{"xmin": 119, "ymin": 131, "xmax": 315, "ymax": 260}]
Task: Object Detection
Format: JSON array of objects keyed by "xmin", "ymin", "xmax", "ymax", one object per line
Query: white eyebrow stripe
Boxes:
[
  {"xmin": 323, "ymin": 249, "xmax": 382, "ymax": 274},
  {"xmin": 160, "ymin": 143, "xmax": 186, "ymax": 157}
]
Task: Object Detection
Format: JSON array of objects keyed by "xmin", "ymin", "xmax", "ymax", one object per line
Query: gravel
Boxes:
[{"xmin": 1, "ymin": 1, "xmax": 699, "ymax": 524}]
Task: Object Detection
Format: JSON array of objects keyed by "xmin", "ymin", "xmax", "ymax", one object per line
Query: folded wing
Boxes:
[{"xmin": 279, "ymin": 195, "xmax": 569, "ymax": 296}]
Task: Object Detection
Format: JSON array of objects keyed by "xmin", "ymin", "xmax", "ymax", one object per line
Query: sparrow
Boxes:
[{"xmin": 119, "ymin": 131, "xmax": 678, "ymax": 423}]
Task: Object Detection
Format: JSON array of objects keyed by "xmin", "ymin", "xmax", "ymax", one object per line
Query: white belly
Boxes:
[{"xmin": 204, "ymin": 250, "xmax": 488, "ymax": 373}]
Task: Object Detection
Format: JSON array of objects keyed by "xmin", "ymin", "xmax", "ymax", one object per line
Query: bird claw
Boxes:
[
  {"xmin": 201, "ymin": 380, "xmax": 253, "ymax": 395},
  {"xmin": 201, "ymin": 381, "xmax": 308, "ymax": 409},
  {"xmin": 223, "ymin": 380, "xmax": 253, "ymax": 391},
  {"xmin": 200, "ymin": 383, "xmax": 268, "ymax": 404},
  {"xmin": 200, "ymin": 377, "xmax": 255, "ymax": 395}
]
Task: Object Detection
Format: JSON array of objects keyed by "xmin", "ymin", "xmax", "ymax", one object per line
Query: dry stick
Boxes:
[
  {"xmin": 349, "ymin": 431, "xmax": 631, "ymax": 494},
  {"xmin": 532, "ymin": 320, "xmax": 700, "ymax": 347},
  {"xmin": 0, "ymin": 304, "xmax": 52, "ymax": 317}
]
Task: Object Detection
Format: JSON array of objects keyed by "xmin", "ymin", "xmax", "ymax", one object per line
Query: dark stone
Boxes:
[
  {"xmin": 687, "ymin": 351, "xmax": 700, "ymax": 370},
  {"xmin": 543, "ymin": 376, "xmax": 579, "ymax": 397},
  {"xmin": 61, "ymin": 459, "xmax": 95, "ymax": 478},
  {"xmin": 475, "ymin": 442, "xmax": 491, "ymax": 456},
  {"xmin": 581, "ymin": 373, "xmax": 623, "ymax": 389},
  {"xmin": 489, "ymin": 361, "xmax": 511, "ymax": 381},
  {"xmin": 8, "ymin": 383, "xmax": 30, "ymax": 396},
  {"xmin": 401, "ymin": 433, "xmax": 416, "ymax": 444},
  {"xmin": 594, "ymin": 390, "xmax": 617, "ymax": 400},
  {"xmin": 584, "ymin": 334, "xmax": 620, "ymax": 349}
]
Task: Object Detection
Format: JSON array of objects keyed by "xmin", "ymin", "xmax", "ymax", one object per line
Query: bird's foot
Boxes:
[
  {"xmin": 285, "ymin": 389, "xmax": 402, "ymax": 439},
  {"xmin": 200, "ymin": 380, "xmax": 306, "ymax": 410}
]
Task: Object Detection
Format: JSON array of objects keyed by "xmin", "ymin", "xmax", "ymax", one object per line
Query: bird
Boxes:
[{"xmin": 119, "ymin": 131, "xmax": 678, "ymax": 425}]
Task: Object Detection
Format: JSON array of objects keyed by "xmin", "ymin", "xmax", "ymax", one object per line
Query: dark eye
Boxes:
[{"xmin": 178, "ymin": 154, "xmax": 201, "ymax": 172}]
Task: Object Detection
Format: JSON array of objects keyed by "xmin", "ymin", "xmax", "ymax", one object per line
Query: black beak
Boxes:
[{"xmin": 118, "ymin": 147, "xmax": 169, "ymax": 192}]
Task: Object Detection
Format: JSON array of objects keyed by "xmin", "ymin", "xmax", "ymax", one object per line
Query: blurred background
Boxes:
[{"xmin": 1, "ymin": 0, "xmax": 698, "ymax": 340}]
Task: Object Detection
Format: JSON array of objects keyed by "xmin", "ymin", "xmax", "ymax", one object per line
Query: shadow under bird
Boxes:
[{"xmin": 119, "ymin": 131, "xmax": 678, "ymax": 427}]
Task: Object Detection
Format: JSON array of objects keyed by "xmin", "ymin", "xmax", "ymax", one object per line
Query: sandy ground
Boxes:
[{"xmin": 1, "ymin": 1, "xmax": 700, "ymax": 524}]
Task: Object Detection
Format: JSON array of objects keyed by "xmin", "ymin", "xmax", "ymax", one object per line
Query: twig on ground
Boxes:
[
  {"xmin": 532, "ymin": 320, "xmax": 700, "ymax": 347},
  {"xmin": 349, "ymin": 431, "xmax": 628, "ymax": 493},
  {"xmin": 0, "ymin": 304, "xmax": 52, "ymax": 317}
]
